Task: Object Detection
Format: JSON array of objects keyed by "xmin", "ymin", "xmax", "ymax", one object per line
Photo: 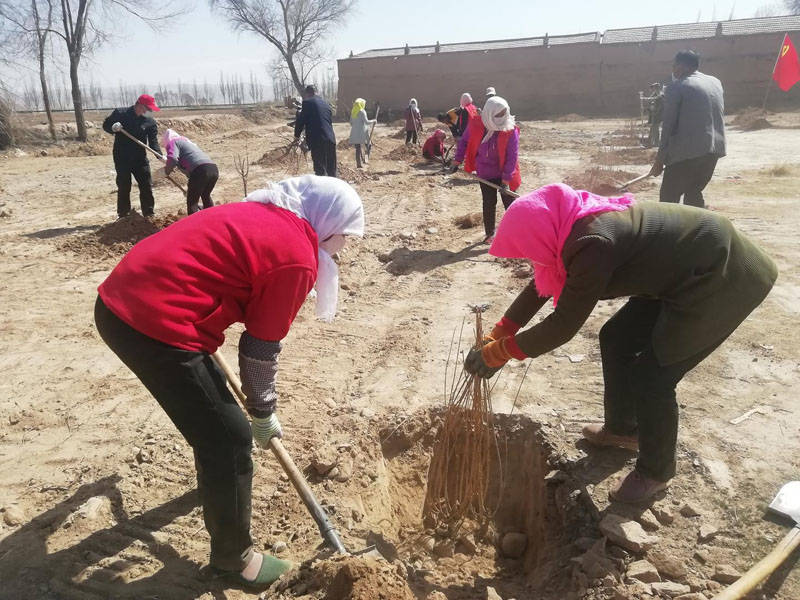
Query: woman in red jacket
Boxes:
[{"xmin": 95, "ymin": 175, "xmax": 365, "ymax": 587}]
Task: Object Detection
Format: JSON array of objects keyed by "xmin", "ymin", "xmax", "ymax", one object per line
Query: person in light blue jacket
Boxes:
[{"xmin": 348, "ymin": 98, "xmax": 376, "ymax": 168}]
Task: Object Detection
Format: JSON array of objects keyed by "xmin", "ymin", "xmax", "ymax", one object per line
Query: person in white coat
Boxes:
[{"xmin": 349, "ymin": 98, "xmax": 376, "ymax": 168}]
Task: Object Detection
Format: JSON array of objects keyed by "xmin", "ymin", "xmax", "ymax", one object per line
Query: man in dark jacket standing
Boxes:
[
  {"xmin": 649, "ymin": 51, "xmax": 726, "ymax": 208},
  {"xmin": 103, "ymin": 94, "xmax": 162, "ymax": 218},
  {"xmin": 294, "ymin": 85, "xmax": 337, "ymax": 177}
]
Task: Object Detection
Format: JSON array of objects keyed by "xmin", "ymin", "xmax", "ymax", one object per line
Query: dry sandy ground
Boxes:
[{"xmin": 0, "ymin": 106, "xmax": 798, "ymax": 600}]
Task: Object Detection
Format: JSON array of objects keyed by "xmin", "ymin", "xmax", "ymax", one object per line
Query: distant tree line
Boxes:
[{"xmin": 15, "ymin": 67, "xmax": 337, "ymax": 112}]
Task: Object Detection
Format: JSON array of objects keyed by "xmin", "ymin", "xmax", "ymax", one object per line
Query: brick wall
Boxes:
[{"xmin": 337, "ymin": 31, "xmax": 800, "ymax": 119}]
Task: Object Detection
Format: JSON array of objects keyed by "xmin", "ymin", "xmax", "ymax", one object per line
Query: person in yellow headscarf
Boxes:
[{"xmin": 348, "ymin": 98, "xmax": 376, "ymax": 168}]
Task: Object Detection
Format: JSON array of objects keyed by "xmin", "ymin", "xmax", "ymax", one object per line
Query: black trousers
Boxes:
[
  {"xmin": 479, "ymin": 178, "xmax": 516, "ymax": 237},
  {"xmin": 599, "ymin": 297, "xmax": 726, "ymax": 481},
  {"xmin": 405, "ymin": 130, "xmax": 418, "ymax": 144},
  {"xmin": 354, "ymin": 144, "xmax": 364, "ymax": 168},
  {"xmin": 186, "ymin": 163, "xmax": 219, "ymax": 215},
  {"xmin": 309, "ymin": 139, "xmax": 337, "ymax": 177},
  {"xmin": 116, "ymin": 161, "xmax": 155, "ymax": 217},
  {"xmin": 94, "ymin": 296, "xmax": 254, "ymax": 571},
  {"xmin": 659, "ymin": 154, "xmax": 718, "ymax": 208}
]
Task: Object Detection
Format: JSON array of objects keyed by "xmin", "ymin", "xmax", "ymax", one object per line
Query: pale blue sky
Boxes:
[{"xmin": 4, "ymin": 0, "xmax": 787, "ymax": 95}]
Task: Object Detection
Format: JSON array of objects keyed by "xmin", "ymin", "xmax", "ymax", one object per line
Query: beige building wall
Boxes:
[{"xmin": 337, "ymin": 31, "xmax": 800, "ymax": 119}]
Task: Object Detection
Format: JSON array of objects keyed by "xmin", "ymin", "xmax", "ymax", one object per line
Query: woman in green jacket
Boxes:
[{"xmin": 465, "ymin": 183, "xmax": 777, "ymax": 503}]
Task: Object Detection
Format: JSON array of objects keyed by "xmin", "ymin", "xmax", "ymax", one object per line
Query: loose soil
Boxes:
[
  {"xmin": 1, "ymin": 107, "xmax": 799, "ymax": 600},
  {"xmin": 731, "ymin": 108, "xmax": 773, "ymax": 131}
]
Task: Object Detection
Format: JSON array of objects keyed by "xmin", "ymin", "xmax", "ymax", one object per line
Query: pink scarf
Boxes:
[{"xmin": 489, "ymin": 183, "xmax": 635, "ymax": 306}]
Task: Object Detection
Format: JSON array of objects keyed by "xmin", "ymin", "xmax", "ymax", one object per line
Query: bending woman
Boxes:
[
  {"xmin": 464, "ymin": 183, "xmax": 776, "ymax": 503},
  {"xmin": 95, "ymin": 175, "xmax": 364, "ymax": 588}
]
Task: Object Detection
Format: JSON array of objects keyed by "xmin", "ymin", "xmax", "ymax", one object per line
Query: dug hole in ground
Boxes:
[{"xmin": 0, "ymin": 106, "xmax": 799, "ymax": 600}]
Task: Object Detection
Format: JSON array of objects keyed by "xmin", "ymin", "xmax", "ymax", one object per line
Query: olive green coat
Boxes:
[{"xmin": 507, "ymin": 202, "xmax": 777, "ymax": 365}]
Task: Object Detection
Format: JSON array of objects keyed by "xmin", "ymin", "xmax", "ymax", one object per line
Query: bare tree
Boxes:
[
  {"xmin": 0, "ymin": 0, "xmax": 58, "ymax": 139},
  {"xmin": 786, "ymin": 0, "xmax": 800, "ymax": 13},
  {"xmin": 48, "ymin": 0, "xmax": 184, "ymax": 141},
  {"xmin": 212, "ymin": 0, "xmax": 355, "ymax": 94}
]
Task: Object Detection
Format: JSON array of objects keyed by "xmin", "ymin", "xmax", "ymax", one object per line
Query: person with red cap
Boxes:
[{"xmin": 102, "ymin": 94, "xmax": 162, "ymax": 219}]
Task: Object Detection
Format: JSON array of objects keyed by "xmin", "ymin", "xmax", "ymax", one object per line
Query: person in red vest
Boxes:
[
  {"xmin": 94, "ymin": 175, "xmax": 364, "ymax": 589},
  {"xmin": 451, "ymin": 95, "xmax": 521, "ymax": 242},
  {"xmin": 422, "ymin": 129, "xmax": 447, "ymax": 160}
]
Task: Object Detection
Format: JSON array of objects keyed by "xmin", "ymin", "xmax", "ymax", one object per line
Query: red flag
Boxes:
[{"xmin": 773, "ymin": 34, "xmax": 800, "ymax": 92}]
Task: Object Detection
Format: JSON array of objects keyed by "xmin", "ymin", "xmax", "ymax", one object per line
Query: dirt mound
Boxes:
[
  {"xmin": 255, "ymin": 144, "xmax": 307, "ymax": 174},
  {"xmin": 593, "ymin": 147, "xmax": 656, "ymax": 166},
  {"xmin": 151, "ymin": 166, "xmax": 188, "ymax": 189},
  {"xmin": 271, "ymin": 556, "xmax": 415, "ymax": 600},
  {"xmin": 453, "ymin": 212, "xmax": 483, "ymax": 228},
  {"xmin": 563, "ymin": 167, "xmax": 639, "ymax": 196},
  {"xmin": 156, "ymin": 113, "xmax": 250, "ymax": 135},
  {"xmin": 241, "ymin": 103, "xmax": 287, "ymax": 124},
  {"xmin": 225, "ymin": 129, "xmax": 259, "ymax": 140},
  {"xmin": 59, "ymin": 212, "xmax": 182, "ymax": 261},
  {"xmin": 554, "ymin": 113, "xmax": 584, "ymax": 122},
  {"xmin": 387, "ymin": 145, "xmax": 419, "ymax": 160},
  {"xmin": 732, "ymin": 108, "xmax": 773, "ymax": 131},
  {"xmin": 337, "ymin": 139, "xmax": 352, "ymax": 149},
  {"xmin": 45, "ymin": 139, "xmax": 111, "ymax": 158},
  {"xmin": 390, "ymin": 128, "xmax": 407, "ymax": 139},
  {"xmin": 337, "ymin": 165, "xmax": 378, "ymax": 184}
]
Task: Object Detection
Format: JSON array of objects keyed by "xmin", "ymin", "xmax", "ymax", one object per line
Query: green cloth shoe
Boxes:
[{"xmin": 237, "ymin": 553, "xmax": 294, "ymax": 588}]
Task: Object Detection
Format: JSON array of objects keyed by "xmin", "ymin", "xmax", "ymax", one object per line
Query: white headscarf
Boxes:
[
  {"xmin": 161, "ymin": 128, "xmax": 183, "ymax": 149},
  {"xmin": 481, "ymin": 96, "xmax": 515, "ymax": 144},
  {"xmin": 409, "ymin": 98, "xmax": 417, "ymax": 108},
  {"xmin": 460, "ymin": 92, "xmax": 473, "ymax": 108},
  {"xmin": 244, "ymin": 175, "xmax": 365, "ymax": 322}
]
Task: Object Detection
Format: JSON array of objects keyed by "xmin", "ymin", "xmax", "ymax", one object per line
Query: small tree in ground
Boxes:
[{"xmin": 211, "ymin": 0, "xmax": 355, "ymax": 95}]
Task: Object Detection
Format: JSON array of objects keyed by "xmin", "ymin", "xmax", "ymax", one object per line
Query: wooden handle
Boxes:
[
  {"xmin": 711, "ymin": 525, "xmax": 800, "ymax": 600},
  {"xmin": 618, "ymin": 173, "xmax": 650, "ymax": 190},
  {"xmin": 472, "ymin": 174, "xmax": 521, "ymax": 199},
  {"xmin": 210, "ymin": 350, "xmax": 348, "ymax": 555}
]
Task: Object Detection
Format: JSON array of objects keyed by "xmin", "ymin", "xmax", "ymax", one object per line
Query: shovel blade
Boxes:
[{"xmin": 768, "ymin": 481, "xmax": 800, "ymax": 524}]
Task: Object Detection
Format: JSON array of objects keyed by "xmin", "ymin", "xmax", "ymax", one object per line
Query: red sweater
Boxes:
[{"xmin": 98, "ymin": 203, "xmax": 318, "ymax": 352}]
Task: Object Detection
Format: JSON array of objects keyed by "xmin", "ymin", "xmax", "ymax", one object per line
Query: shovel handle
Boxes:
[
  {"xmin": 618, "ymin": 173, "xmax": 650, "ymax": 191},
  {"xmin": 711, "ymin": 525, "xmax": 800, "ymax": 600},
  {"xmin": 211, "ymin": 350, "xmax": 348, "ymax": 555},
  {"xmin": 453, "ymin": 172, "xmax": 520, "ymax": 199}
]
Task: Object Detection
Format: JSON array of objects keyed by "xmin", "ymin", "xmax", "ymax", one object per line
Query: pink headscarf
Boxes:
[
  {"xmin": 434, "ymin": 128, "xmax": 446, "ymax": 139},
  {"xmin": 489, "ymin": 183, "xmax": 635, "ymax": 306}
]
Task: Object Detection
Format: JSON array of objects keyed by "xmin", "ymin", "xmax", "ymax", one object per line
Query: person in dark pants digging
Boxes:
[
  {"xmin": 162, "ymin": 129, "xmax": 219, "ymax": 215},
  {"xmin": 103, "ymin": 94, "xmax": 161, "ymax": 218},
  {"xmin": 294, "ymin": 85, "xmax": 337, "ymax": 177},
  {"xmin": 94, "ymin": 175, "xmax": 365, "ymax": 589},
  {"xmin": 451, "ymin": 95, "xmax": 521, "ymax": 242},
  {"xmin": 464, "ymin": 183, "xmax": 777, "ymax": 503},
  {"xmin": 649, "ymin": 50, "xmax": 726, "ymax": 208}
]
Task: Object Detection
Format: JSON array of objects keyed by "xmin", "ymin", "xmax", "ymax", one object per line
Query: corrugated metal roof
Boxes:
[
  {"xmin": 349, "ymin": 15, "xmax": 800, "ymax": 60},
  {"xmin": 721, "ymin": 14, "xmax": 800, "ymax": 35},
  {"xmin": 353, "ymin": 32, "xmax": 599, "ymax": 59},
  {"xmin": 602, "ymin": 27, "xmax": 654, "ymax": 44}
]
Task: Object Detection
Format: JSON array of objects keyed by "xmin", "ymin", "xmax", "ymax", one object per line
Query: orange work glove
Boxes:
[{"xmin": 489, "ymin": 315, "xmax": 521, "ymax": 341}]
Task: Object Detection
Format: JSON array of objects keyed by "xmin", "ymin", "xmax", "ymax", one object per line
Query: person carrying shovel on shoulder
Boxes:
[
  {"xmin": 162, "ymin": 129, "xmax": 219, "ymax": 215},
  {"xmin": 102, "ymin": 94, "xmax": 161, "ymax": 219},
  {"xmin": 94, "ymin": 175, "xmax": 365, "ymax": 589}
]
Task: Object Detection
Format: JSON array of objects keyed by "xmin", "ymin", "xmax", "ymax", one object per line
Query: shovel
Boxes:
[
  {"xmin": 446, "ymin": 171, "xmax": 521, "ymax": 199},
  {"xmin": 617, "ymin": 172, "xmax": 650, "ymax": 191},
  {"xmin": 211, "ymin": 350, "xmax": 381, "ymax": 559},
  {"xmin": 114, "ymin": 127, "xmax": 187, "ymax": 195},
  {"xmin": 712, "ymin": 481, "xmax": 800, "ymax": 600},
  {"xmin": 365, "ymin": 104, "xmax": 380, "ymax": 162}
]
